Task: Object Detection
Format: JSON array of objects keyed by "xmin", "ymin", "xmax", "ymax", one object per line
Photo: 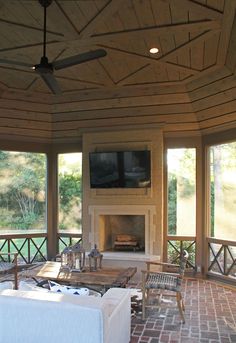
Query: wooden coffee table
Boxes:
[{"xmin": 26, "ymin": 261, "xmax": 137, "ymax": 292}]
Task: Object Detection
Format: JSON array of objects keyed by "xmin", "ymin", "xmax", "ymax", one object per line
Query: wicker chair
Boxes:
[
  {"xmin": 0, "ymin": 253, "xmax": 18, "ymax": 289},
  {"xmin": 141, "ymin": 250, "xmax": 189, "ymax": 323}
]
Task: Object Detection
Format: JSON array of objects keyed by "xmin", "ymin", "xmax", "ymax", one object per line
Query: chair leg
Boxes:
[
  {"xmin": 181, "ymin": 297, "xmax": 185, "ymax": 312},
  {"xmin": 13, "ymin": 253, "xmax": 18, "ymax": 290},
  {"xmin": 14, "ymin": 266, "xmax": 18, "ymax": 290},
  {"xmin": 157, "ymin": 292, "xmax": 162, "ymax": 305},
  {"xmin": 142, "ymin": 287, "xmax": 146, "ymax": 320},
  {"xmin": 176, "ymin": 292, "xmax": 185, "ymax": 323}
]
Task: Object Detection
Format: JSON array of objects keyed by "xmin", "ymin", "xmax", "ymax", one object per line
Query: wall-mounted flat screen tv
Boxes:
[{"xmin": 89, "ymin": 150, "xmax": 151, "ymax": 188}]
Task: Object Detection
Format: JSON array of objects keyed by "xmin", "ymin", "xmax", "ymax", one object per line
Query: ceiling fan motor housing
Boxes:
[
  {"xmin": 38, "ymin": 0, "xmax": 53, "ymax": 8},
  {"xmin": 34, "ymin": 56, "xmax": 53, "ymax": 74}
]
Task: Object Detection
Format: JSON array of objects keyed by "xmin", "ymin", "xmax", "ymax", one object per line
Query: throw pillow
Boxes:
[{"xmin": 48, "ymin": 280, "xmax": 89, "ymax": 296}]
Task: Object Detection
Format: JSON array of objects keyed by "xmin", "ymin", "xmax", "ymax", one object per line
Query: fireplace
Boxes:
[
  {"xmin": 98, "ymin": 214, "xmax": 145, "ymax": 251},
  {"xmin": 88, "ymin": 205, "xmax": 156, "ymax": 255}
]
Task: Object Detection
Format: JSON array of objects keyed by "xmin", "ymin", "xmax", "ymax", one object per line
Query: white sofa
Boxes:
[{"xmin": 0, "ymin": 287, "xmax": 131, "ymax": 343}]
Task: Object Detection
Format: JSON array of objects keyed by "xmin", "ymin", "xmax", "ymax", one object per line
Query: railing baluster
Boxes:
[
  {"xmin": 167, "ymin": 236, "xmax": 196, "ymax": 270},
  {"xmin": 28, "ymin": 238, "xmax": 31, "ymax": 264},
  {"xmin": 207, "ymin": 237, "xmax": 236, "ymax": 282},
  {"xmin": 223, "ymin": 245, "xmax": 227, "ymax": 275},
  {"xmin": 0, "ymin": 232, "xmax": 82, "ymax": 265},
  {"xmin": 7, "ymin": 239, "xmax": 11, "ymax": 259}
]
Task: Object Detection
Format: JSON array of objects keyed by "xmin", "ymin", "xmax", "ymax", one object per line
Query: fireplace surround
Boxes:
[{"xmin": 88, "ymin": 205, "xmax": 156, "ymax": 256}]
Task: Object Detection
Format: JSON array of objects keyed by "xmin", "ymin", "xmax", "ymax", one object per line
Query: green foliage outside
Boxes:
[
  {"xmin": 168, "ymin": 142, "xmax": 236, "ymax": 265},
  {"xmin": 58, "ymin": 153, "xmax": 82, "ymax": 232},
  {"xmin": 0, "ymin": 151, "xmax": 82, "ymax": 233},
  {"xmin": 0, "ymin": 151, "xmax": 46, "ymax": 230},
  {"xmin": 168, "ymin": 175, "xmax": 177, "ymax": 235},
  {"xmin": 168, "ymin": 240, "xmax": 196, "ymax": 267},
  {"xmin": 210, "ymin": 182, "xmax": 215, "ymax": 237},
  {"xmin": 167, "ymin": 149, "xmax": 196, "ymax": 264},
  {"xmin": 58, "ymin": 172, "xmax": 82, "ymax": 230},
  {"xmin": 168, "ymin": 173, "xmax": 196, "ymax": 236},
  {"xmin": 167, "ymin": 149, "xmax": 196, "ymax": 236},
  {"xmin": 210, "ymin": 142, "xmax": 236, "ymax": 240}
]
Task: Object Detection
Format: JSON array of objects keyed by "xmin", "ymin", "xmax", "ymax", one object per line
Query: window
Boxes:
[
  {"xmin": 58, "ymin": 153, "xmax": 82, "ymax": 233},
  {"xmin": 210, "ymin": 142, "xmax": 236, "ymax": 240},
  {"xmin": 167, "ymin": 148, "xmax": 196, "ymax": 236},
  {"xmin": 0, "ymin": 151, "xmax": 46, "ymax": 233}
]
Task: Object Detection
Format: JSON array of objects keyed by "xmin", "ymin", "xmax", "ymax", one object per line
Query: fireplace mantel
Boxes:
[{"xmin": 88, "ymin": 205, "xmax": 156, "ymax": 256}]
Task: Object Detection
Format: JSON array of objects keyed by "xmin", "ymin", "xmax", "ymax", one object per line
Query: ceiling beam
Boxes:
[
  {"xmin": 162, "ymin": 0, "xmax": 222, "ymax": 19},
  {"xmin": 56, "ymin": 75, "xmax": 106, "ymax": 88},
  {"xmin": 159, "ymin": 29, "xmax": 220, "ymax": 63},
  {"xmin": 53, "ymin": 0, "xmax": 80, "ymax": 39},
  {"xmin": 217, "ymin": 2, "xmax": 236, "ymax": 66},
  {"xmin": 184, "ymin": 64, "xmax": 224, "ymax": 87},
  {"xmin": 226, "ymin": 16, "xmax": 236, "ymax": 74},
  {"xmin": 102, "ymin": 45, "xmax": 199, "ymax": 75},
  {"xmin": 0, "ymin": 21, "xmax": 221, "ymax": 55},
  {"xmin": 90, "ymin": 20, "xmax": 221, "ymax": 42},
  {"xmin": 0, "ymin": 19, "xmax": 63, "ymax": 39},
  {"xmin": 79, "ymin": 0, "xmax": 126, "ymax": 38},
  {"xmin": 116, "ymin": 64, "xmax": 150, "ymax": 86},
  {"xmin": 0, "ymin": 41, "xmax": 58, "ymax": 54}
]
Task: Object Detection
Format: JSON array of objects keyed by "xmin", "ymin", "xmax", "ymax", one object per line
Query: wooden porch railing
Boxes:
[
  {"xmin": 0, "ymin": 233, "xmax": 48, "ymax": 264},
  {"xmin": 0, "ymin": 232, "xmax": 82, "ymax": 264},
  {"xmin": 58, "ymin": 232, "xmax": 82, "ymax": 253},
  {"xmin": 167, "ymin": 236, "xmax": 196, "ymax": 270},
  {"xmin": 207, "ymin": 237, "xmax": 236, "ymax": 282}
]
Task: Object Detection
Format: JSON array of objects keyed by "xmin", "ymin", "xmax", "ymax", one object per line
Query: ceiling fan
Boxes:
[{"xmin": 0, "ymin": 0, "xmax": 107, "ymax": 94}]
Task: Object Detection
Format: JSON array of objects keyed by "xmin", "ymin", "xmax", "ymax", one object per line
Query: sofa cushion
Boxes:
[
  {"xmin": 0, "ymin": 281, "xmax": 14, "ymax": 290},
  {"xmin": 0, "ymin": 288, "xmax": 131, "ymax": 343},
  {"xmin": 0, "ymin": 289, "xmax": 104, "ymax": 343},
  {"xmin": 18, "ymin": 280, "xmax": 49, "ymax": 293}
]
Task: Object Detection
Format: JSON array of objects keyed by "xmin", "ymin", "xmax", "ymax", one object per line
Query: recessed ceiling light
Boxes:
[{"xmin": 149, "ymin": 47, "xmax": 159, "ymax": 54}]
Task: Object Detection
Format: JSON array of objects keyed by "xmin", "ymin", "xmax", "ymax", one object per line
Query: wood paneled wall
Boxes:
[{"xmin": 0, "ymin": 75, "xmax": 236, "ymax": 144}]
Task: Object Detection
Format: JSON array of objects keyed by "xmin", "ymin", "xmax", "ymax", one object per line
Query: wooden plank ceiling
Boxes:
[{"xmin": 0, "ymin": 0, "xmax": 235, "ymax": 141}]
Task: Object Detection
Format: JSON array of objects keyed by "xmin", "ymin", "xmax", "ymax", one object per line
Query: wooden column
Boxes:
[
  {"xmin": 195, "ymin": 138, "xmax": 204, "ymax": 274},
  {"xmin": 47, "ymin": 150, "xmax": 58, "ymax": 260}
]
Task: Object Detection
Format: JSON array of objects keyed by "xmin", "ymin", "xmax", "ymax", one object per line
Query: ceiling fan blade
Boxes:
[
  {"xmin": 53, "ymin": 49, "xmax": 107, "ymax": 70},
  {"xmin": 40, "ymin": 72, "xmax": 61, "ymax": 95},
  {"xmin": 0, "ymin": 58, "xmax": 33, "ymax": 68}
]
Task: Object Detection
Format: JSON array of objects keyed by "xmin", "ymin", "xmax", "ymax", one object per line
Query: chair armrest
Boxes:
[{"xmin": 0, "ymin": 253, "xmax": 18, "ymax": 290}]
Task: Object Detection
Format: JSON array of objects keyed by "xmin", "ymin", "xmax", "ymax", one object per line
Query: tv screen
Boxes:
[{"xmin": 89, "ymin": 150, "xmax": 151, "ymax": 188}]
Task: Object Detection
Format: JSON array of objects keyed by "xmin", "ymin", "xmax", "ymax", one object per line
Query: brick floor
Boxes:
[
  {"xmin": 1, "ymin": 272, "xmax": 236, "ymax": 342},
  {"xmin": 130, "ymin": 279, "xmax": 236, "ymax": 343}
]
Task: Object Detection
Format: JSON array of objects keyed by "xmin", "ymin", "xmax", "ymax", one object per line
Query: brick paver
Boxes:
[{"xmin": 131, "ymin": 279, "xmax": 236, "ymax": 343}]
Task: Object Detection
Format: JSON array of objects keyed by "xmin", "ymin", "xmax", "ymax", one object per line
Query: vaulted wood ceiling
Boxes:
[{"xmin": 0, "ymin": 0, "xmax": 236, "ymax": 142}]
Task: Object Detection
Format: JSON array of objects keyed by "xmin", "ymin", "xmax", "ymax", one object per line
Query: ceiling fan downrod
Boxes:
[
  {"xmin": 38, "ymin": 0, "xmax": 53, "ymax": 58},
  {"xmin": 33, "ymin": 0, "xmax": 54, "ymax": 73}
]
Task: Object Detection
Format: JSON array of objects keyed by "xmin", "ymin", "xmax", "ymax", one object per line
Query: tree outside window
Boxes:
[
  {"xmin": 58, "ymin": 153, "xmax": 82, "ymax": 233},
  {"xmin": 167, "ymin": 148, "xmax": 196, "ymax": 236},
  {"xmin": 0, "ymin": 151, "xmax": 46, "ymax": 233},
  {"xmin": 210, "ymin": 142, "xmax": 236, "ymax": 240}
]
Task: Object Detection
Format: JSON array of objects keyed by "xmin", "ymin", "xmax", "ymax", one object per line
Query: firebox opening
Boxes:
[{"xmin": 99, "ymin": 215, "xmax": 145, "ymax": 252}]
